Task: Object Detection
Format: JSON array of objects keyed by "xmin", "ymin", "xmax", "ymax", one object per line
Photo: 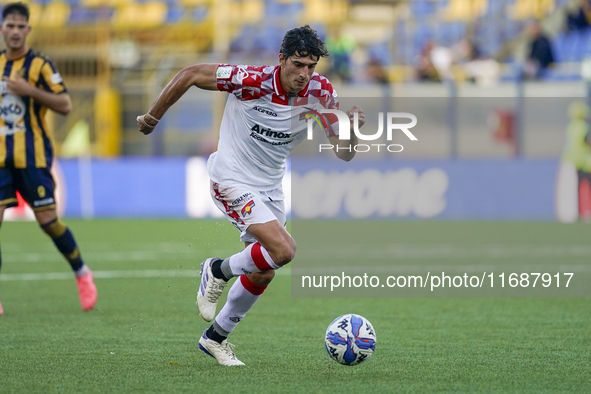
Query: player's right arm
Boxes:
[{"xmin": 137, "ymin": 63, "xmax": 219, "ymax": 135}]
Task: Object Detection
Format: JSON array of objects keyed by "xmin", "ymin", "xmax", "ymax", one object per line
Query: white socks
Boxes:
[
  {"xmin": 224, "ymin": 243, "xmax": 279, "ymax": 277},
  {"xmin": 213, "ymin": 275, "xmax": 267, "ymax": 335}
]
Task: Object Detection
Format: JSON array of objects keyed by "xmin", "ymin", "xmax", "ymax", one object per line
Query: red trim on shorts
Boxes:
[
  {"xmin": 213, "ymin": 182, "xmax": 244, "ymax": 225},
  {"xmin": 251, "ymin": 243, "xmax": 272, "ymax": 271},
  {"xmin": 240, "ymin": 275, "xmax": 267, "ymax": 296}
]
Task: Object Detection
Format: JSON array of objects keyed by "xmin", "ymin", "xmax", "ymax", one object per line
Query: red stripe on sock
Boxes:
[
  {"xmin": 251, "ymin": 243, "xmax": 272, "ymax": 271},
  {"xmin": 240, "ymin": 275, "xmax": 267, "ymax": 296}
]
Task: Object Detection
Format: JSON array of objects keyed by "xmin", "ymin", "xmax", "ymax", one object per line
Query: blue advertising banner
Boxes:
[
  {"xmin": 6, "ymin": 157, "xmax": 558, "ymax": 221},
  {"xmin": 290, "ymin": 157, "xmax": 558, "ymax": 221}
]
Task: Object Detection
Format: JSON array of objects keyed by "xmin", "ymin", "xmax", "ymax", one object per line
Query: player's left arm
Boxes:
[
  {"xmin": 328, "ymin": 105, "xmax": 365, "ymax": 162},
  {"xmin": 3, "ymin": 74, "xmax": 72, "ymax": 115},
  {"xmin": 137, "ymin": 63, "xmax": 219, "ymax": 135}
]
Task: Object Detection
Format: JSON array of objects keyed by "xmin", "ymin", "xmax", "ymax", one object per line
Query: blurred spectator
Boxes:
[
  {"xmin": 415, "ymin": 40, "xmax": 440, "ymax": 81},
  {"xmin": 523, "ymin": 20, "xmax": 555, "ymax": 80},
  {"xmin": 566, "ymin": 0, "xmax": 591, "ymax": 32},
  {"xmin": 563, "ymin": 101, "xmax": 591, "ymax": 220},
  {"xmin": 325, "ymin": 28, "xmax": 356, "ymax": 83},
  {"xmin": 366, "ymin": 57, "xmax": 389, "ymax": 85},
  {"xmin": 430, "ymin": 44, "xmax": 453, "ymax": 80},
  {"xmin": 452, "ymin": 38, "xmax": 481, "ymax": 64},
  {"xmin": 452, "ymin": 39, "xmax": 500, "ymax": 86}
]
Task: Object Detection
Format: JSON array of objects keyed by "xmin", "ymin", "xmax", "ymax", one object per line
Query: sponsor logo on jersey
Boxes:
[
  {"xmin": 250, "ymin": 131, "xmax": 294, "ymax": 146},
  {"xmin": 232, "ymin": 192, "xmax": 253, "ymax": 205},
  {"xmin": 50, "ymin": 73, "xmax": 63, "ymax": 84},
  {"xmin": 33, "ymin": 197, "xmax": 55, "ymax": 207},
  {"xmin": 0, "ymin": 94, "xmax": 26, "ymax": 125},
  {"xmin": 241, "ymin": 200, "xmax": 255, "ymax": 217},
  {"xmin": 217, "ymin": 66, "xmax": 232, "ymax": 79},
  {"xmin": 300, "ymin": 109, "xmax": 329, "ymax": 131},
  {"xmin": 253, "ymin": 106, "xmax": 278, "ymax": 117},
  {"xmin": 250, "ymin": 124, "xmax": 291, "ymax": 139}
]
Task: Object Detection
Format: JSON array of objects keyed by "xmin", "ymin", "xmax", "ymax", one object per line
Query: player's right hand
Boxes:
[{"xmin": 137, "ymin": 113, "xmax": 158, "ymax": 135}]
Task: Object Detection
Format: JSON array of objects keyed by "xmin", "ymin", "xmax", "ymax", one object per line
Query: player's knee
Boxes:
[
  {"xmin": 272, "ymin": 238, "xmax": 297, "ymax": 266},
  {"xmin": 258, "ymin": 269, "xmax": 276, "ymax": 284},
  {"xmin": 248, "ymin": 270, "xmax": 275, "ymax": 287}
]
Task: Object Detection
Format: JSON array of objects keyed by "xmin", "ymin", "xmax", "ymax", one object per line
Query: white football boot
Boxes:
[
  {"xmin": 199, "ymin": 330, "xmax": 245, "ymax": 366},
  {"xmin": 197, "ymin": 258, "xmax": 228, "ymax": 322}
]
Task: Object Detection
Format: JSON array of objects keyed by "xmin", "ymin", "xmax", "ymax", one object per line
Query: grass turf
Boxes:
[{"xmin": 0, "ymin": 219, "xmax": 590, "ymax": 393}]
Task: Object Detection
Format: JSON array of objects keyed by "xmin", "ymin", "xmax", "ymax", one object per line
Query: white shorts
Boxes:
[{"xmin": 210, "ymin": 181, "xmax": 286, "ymax": 243}]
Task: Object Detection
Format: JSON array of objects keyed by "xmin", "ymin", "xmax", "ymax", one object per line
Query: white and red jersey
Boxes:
[{"xmin": 207, "ymin": 64, "xmax": 339, "ymax": 193}]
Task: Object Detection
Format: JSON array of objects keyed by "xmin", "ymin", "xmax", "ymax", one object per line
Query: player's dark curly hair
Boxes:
[
  {"xmin": 2, "ymin": 2, "xmax": 29, "ymax": 21},
  {"xmin": 280, "ymin": 25, "xmax": 329, "ymax": 60}
]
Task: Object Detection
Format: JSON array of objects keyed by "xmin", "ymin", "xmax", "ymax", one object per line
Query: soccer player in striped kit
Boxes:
[
  {"xmin": 138, "ymin": 25, "xmax": 364, "ymax": 365},
  {"xmin": 0, "ymin": 2, "xmax": 97, "ymax": 315}
]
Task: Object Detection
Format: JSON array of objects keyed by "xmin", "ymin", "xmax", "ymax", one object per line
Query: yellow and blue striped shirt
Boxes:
[{"xmin": 0, "ymin": 49, "xmax": 67, "ymax": 169}]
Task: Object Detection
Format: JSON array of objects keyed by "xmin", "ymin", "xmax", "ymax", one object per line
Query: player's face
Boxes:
[
  {"xmin": 279, "ymin": 53, "xmax": 318, "ymax": 94},
  {"xmin": 1, "ymin": 14, "xmax": 31, "ymax": 52}
]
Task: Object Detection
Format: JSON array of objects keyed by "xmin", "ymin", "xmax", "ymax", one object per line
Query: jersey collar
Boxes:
[{"xmin": 273, "ymin": 66, "xmax": 310, "ymax": 97}]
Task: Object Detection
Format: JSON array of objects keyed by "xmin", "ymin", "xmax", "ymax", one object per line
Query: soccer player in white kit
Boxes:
[{"xmin": 137, "ymin": 26, "xmax": 364, "ymax": 366}]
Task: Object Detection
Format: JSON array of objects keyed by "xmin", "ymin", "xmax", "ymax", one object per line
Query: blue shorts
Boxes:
[{"xmin": 0, "ymin": 167, "xmax": 57, "ymax": 211}]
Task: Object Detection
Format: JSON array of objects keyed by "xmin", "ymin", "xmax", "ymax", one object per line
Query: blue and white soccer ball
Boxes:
[{"xmin": 324, "ymin": 313, "xmax": 376, "ymax": 366}]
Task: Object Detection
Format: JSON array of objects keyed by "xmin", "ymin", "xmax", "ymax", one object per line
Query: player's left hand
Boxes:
[
  {"xmin": 137, "ymin": 113, "xmax": 159, "ymax": 135},
  {"xmin": 3, "ymin": 75, "xmax": 32, "ymax": 96},
  {"xmin": 346, "ymin": 106, "xmax": 365, "ymax": 130}
]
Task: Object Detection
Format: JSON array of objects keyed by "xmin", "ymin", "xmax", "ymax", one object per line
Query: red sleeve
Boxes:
[
  {"xmin": 318, "ymin": 79, "xmax": 340, "ymax": 137},
  {"xmin": 216, "ymin": 64, "xmax": 268, "ymax": 99}
]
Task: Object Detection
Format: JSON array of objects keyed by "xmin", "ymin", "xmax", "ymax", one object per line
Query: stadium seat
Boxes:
[
  {"xmin": 438, "ymin": 21, "xmax": 466, "ymax": 46},
  {"xmin": 39, "ymin": 1, "xmax": 71, "ymax": 28},
  {"xmin": 236, "ymin": 0, "xmax": 264, "ymax": 25},
  {"xmin": 367, "ymin": 42, "xmax": 392, "ymax": 66},
  {"xmin": 165, "ymin": 3, "xmax": 185, "ymax": 24},
  {"xmin": 440, "ymin": 0, "xmax": 488, "ymax": 22},
  {"xmin": 82, "ymin": 0, "xmax": 131, "ymax": 7},
  {"xmin": 507, "ymin": 0, "xmax": 555, "ymax": 20},
  {"xmin": 582, "ymin": 28, "xmax": 591, "ymax": 58},
  {"xmin": 410, "ymin": 0, "xmax": 437, "ymax": 17},
  {"xmin": 180, "ymin": 0, "xmax": 210, "ymax": 5},
  {"xmin": 190, "ymin": 4, "xmax": 209, "ymax": 22},
  {"xmin": 68, "ymin": 5, "xmax": 99, "ymax": 24},
  {"xmin": 302, "ymin": 0, "xmax": 330, "ymax": 24},
  {"xmin": 112, "ymin": 1, "xmax": 167, "ymax": 28},
  {"xmin": 27, "ymin": 2, "xmax": 42, "ymax": 26}
]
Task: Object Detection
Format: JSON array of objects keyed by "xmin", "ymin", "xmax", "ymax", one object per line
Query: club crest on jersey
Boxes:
[
  {"xmin": 236, "ymin": 66, "xmax": 249, "ymax": 84},
  {"xmin": 241, "ymin": 200, "xmax": 255, "ymax": 217}
]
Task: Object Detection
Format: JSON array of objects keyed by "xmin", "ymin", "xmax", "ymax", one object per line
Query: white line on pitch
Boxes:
[{"xmin": 0, "ymin": 268, "xmax": 291, "ymax": 282}]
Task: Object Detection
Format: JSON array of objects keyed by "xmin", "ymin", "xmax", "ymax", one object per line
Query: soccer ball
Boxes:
[{"xmin": 324, "ymin": 314, "xmax": 376, "ymax": 366}]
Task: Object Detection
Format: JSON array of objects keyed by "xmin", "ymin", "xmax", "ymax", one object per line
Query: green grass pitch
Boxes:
[{"xmin": 0, "ymin": 219, "xmax": 590, "ymax": 393}]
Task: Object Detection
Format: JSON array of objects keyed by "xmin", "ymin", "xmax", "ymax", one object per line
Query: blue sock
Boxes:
[{"xmin": 41, "ymin": 219, "xmax": 84, "ymax": 272}]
